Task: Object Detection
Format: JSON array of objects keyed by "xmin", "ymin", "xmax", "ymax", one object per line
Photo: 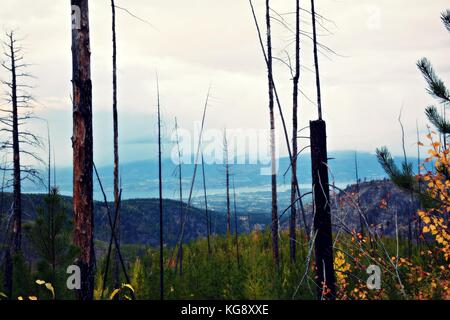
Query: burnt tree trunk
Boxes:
[
  {"xmin": 2, "ymin": 31, "xmax": 23, "ymax": 299},
  {"xmin": 249, "ymin": 0, "xmax": 309, "ymax": 241},
  {"xmin": 71, "ymin": 0, "xmax": 95, "ymax": 300},
  {"xmin": 266, "ymin": 0, "xmax": 279, "ymax": 268},
  {"xmin": 226, "ymin": 163, "xmax": 231, "ymax": 234},
  {"xmin": 111, "ymin": 0, "xmax": 121, "ymax": 289},
  {"xmin": 311, "ymin": 0, "xmax": 322, "ymax": 119},
  {"xmin": 156, "ymin": 77, "xmax": 164, "ymax": 300},
  {"xmin": 0, "ymin": 165, "xmax": 8, "ymax": 296},
  {"xmin": 290, "ymin": 0, "xmax": 301, "ymax": 263},
  {"xmin": 269, "ymin": 104, "xmax": 279, "ymax": 268},
  {"xmin": 1, "ymin": 31, "xmax": 41, "ymax": 298},
  {"xmin": 310, "ymin": 120, "xmax": 336, "ymax": 299},
  {"xmin": 10, "ymin": 33, "xmax": 21, "ymax": 256},
  {"xmin": 310, "ymin": 0, "xmax": 335, "ymax": 299},
  {"xmin": 47, "ymin": 126, "xmax": 51, "ymax": 195}
]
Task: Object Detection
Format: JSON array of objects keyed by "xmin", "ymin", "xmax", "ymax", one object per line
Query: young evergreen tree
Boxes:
[{"xmin": 24, "ymin": 188, "xmax": 78, "ymax": 298}]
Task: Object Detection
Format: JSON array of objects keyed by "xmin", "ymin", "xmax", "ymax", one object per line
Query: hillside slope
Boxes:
[
  {"xmin": 0, "ymin": 193, "xmax": 266, "ymax": 246},
  {"xmin": 0, "ymin": 179, "xmax": 418, "ymax": 247}
]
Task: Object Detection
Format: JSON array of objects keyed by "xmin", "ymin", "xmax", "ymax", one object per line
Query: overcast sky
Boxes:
[{"xmin": 0, "ymin": 0, "xmax": 449, "ymax": 168}]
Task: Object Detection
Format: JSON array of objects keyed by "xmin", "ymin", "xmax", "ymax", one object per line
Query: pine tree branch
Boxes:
[
  {"xmin": 425, "ymin": 105, "xmax": 450, "ymax": 134},
  {"xmin": 417, "ymin": 58, "xmax": 450, "ymax": 104}
]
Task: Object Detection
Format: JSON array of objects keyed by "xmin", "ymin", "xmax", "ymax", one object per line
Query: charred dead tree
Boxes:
[
  {"xmin": 43, "ymin": 121, "xmax": 52, "ymax": 195},
  {"xmin": 111, "ymin": 0, "xmax": 121, "ymax": 289},
  {"xmin": 290, "ymin": 0, "xmax": 301, "ymax": 264},
  {"xmin": 249, "ymin": 0, "xmax": 310, "ymax": 264},
  {"xmin": 311, "ymin": 0, "xmax": 322, "ymax": 120},
  {"xmin": 46, "ymin": 123, "xmax": 54, "ymax": 281},
  {"xmin": 249, "ymin": 0, "xmax": 309, "ymax": 242},
  {"xmin": 310, "ymin": 121, "xmax": 335, "ymax": 299},
  {"xmin": 174, "ymin": 118, "xmax": 184, "ymax": 275},
  {"xmin": 265, "ymin": 0, "xmax": 280, "ymax": 268},
  {"xmin": 0, "ymin": 160, "xmax": 6, "ymax": 238},
  {"xmin": 2, "ymin": 32, "xmax": 22, "ymax": 256},
  {"xmin": 223, "ymin": 129, "xmax": 231, "ymax": 235},
  {"xmin": 0, "ymin": 163, "xmax": 7, "ymax": 271},
  {"xmin": 310, "ymin": 0, "xmax": 336, "ymax": 299},
  {"xmin": 53, "ymin": 145, "xmax": 56, "ymax": 188},
  {"xmin": 201, "ymin": 153, "xmax": 211, "ymax": 255},
  {"xmin": 71, "ymin": 0, "xmax": 95, "ymax": 300},
  {"xmin": 156, "ymin": 76, "xmax": 164, "ymax": 300},
  {"xmin": 1, "ymin": 31, "xmax": 43, "ymax": 298}
]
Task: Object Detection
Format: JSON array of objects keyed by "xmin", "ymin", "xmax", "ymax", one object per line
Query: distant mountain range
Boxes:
[
  {"xmin": 9, "ymin": 179, "xmax": 416, "ymax": 249},
  {"xmin": 3, "ymin": 193, "xmax": 264, "ymax": 247},
  {"xmin": 20, "ymin": 151, "xmax": 421, "ymax": 216}
]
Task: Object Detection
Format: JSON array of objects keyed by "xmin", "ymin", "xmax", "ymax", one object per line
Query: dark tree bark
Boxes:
[
  {"xmin": 47, "ymin": 124, "xmax": 51, "ymax": 195},
  {"xmin": 53, "ymin": 146, "xmax": 57, "ymax": 188},
  {"xmin": 266, "ymin": 0, "xmax": 279, "ymax": 268},
  {"xmin": 1, "ymin": 31, "xmax": 22, "ymax": 299},
  {"xmin": 71, "ymin": 0, "xmax": 95, "ymax": 300},
  {"xmin": 290, "ymin": 0, "xmax": 301, "ymax": 263},
  {"xmin": 1, "ymin": 32, "xmax": 23, "ymax": 257},
  {"xmin": 111, "ymin": 0, "xmax": 121, "ymax": 289},
  {"xmin": 0, "ymin": 164, "xmax": 6, "ymax": 237},
  {"xmin": 156, "ymin": 77, "xmax": 164, "ymax": 300},
  {"xmin": 310, "ymin": 120, "xmax": 336, "ymax": 300},
  {"xmin": 10, "ymin": 34, "xmax": 22, "ymax": 256},
  {"xmin": 309, "ymin": 0, "xmax": 335, "ymax": 299},
  {"xmin": 0, "ymin": 165, "xmax": 6, "ymax": 293}
]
